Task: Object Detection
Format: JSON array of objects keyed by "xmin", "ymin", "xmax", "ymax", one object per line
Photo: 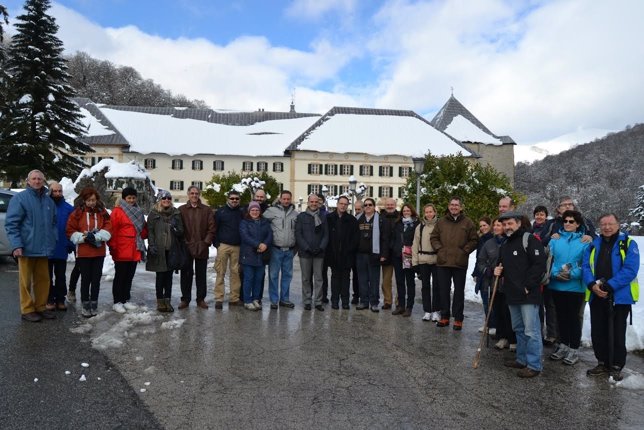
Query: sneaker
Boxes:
[
  {"xmin": 453, "ymin": 321, "xmax": 463, "ymax": 331},
  {"xmin": 495, "ymin": 339, "xmax": 509, "ymax": 350},
  {"xmin": 431, "ymin": 311, "xmax": 441, "ymax": 322},
  {"xmin": 355, "ymin": 304, "xmax": 368, "ymax": 310},
  {"xmin": 509, "ymin": 344, "xmax": 517, "ymax": 352},
  {"xmin": 563, "ymin": 348, "xmax": 579, "ymax": 365},
  {"xmin": 67, "ymin": 291, "xmax": 76, "ymax": 303},
  {"xmin": 279, "ymin": 301, "xmax": 295, "ymax": 308},
  {"xmin": 270, "ymin": 303, "xmax": 278, "ymax": 310},
  {"xmin": 436, "ymin": 319, "xmax": 450, "ymax": 327},
  {"xmin": 370, "ymin": 305, "xmax": 380, "ymax": 313},
  {"xmin": 549, "ymin": 344, "xmax": 569, "ymax": 361},
  {"xmin": 304, "ymin": 304, "xmax": 312, "ymax": 310},
  {"xmin": 586, "ymin": 364, "xmax": 609, "ymax": 377},
  {"xmin": 123, "ymin": 302, "xmax": 138, "ymax": 311},
  {"xmin": 81, "ymin": 304, "xmax": 93, "ymax": 318},
  {"xmin": 517, "ymin": 368, "xmax": 540, "ymax": 378},
  {"xmin": 252, "ymin": 300, "xmax": 262, "ymax": 310},
  {"xmin": 244, "ymin": 302, "xmax": 257, "ymax": 311},
  {"xmin": 112, "ymin": 303, "xmax": 126, "ymax": 314},
  {"xmin": 422, "ymin": 312, "xmax": 432, "ymax": 321}
]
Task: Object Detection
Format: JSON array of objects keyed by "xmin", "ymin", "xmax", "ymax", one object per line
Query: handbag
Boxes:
[{"xmin": 167, "ymin": 231, "xmax": 188, "ymax": 271}]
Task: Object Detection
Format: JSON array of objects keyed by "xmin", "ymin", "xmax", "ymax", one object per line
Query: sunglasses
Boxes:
[
  {"xmin": 229, "ymin": 197, "xmax": 240, "ymax": 201},
  {"xmin": 364, "ymin": 203, "xmax": 374, "ymax": 207},
  {"xmin": 563, "ymin": 219, "xmax": 577, "ymax": 224},
  {"xmin": 161, "ymin": 196, "xmax": 172, "ymax": 201}
]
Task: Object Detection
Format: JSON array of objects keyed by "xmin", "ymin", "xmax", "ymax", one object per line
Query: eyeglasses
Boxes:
[
  {"xmin": 161, "ymin": 197, "xmax": 172, "ymax": 201},
  {"xmin": 229, "ymin": 197, "xmax": 239, "ymax": 201},
  {"xmin": 563, "ymin": 219, "xmax": 577, "ymax": 224},
  {"xmin": 363, "ymin": 203, "xmax": 374, "ymax": 207}
]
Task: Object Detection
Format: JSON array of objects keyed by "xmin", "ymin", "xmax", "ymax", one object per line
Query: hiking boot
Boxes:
[
  {"xmin": 214, "ymin": 301, "xmax": 223, "ymax": 309},
  {"xmin": 422, "ymin": 312, "xmax": 432, "ymax": 321},
  {"xmin": 67, "ymin": 290, "xmax": 76, "ymax": 303},
  {"xmin": 39, "ymin": 310, "xmax": 57, "ymax": 320},
  {"xmin": 342, "ymin": 304, "xmax": 350, "ymax": 310},
  {"xmin": 21, "ymin": 312, "xmax": 42, "ymax": 322},
  {"xmin": 436, "ymin": 319, "xmax": 450, "ymax": 327},
  {"xmin": 304, "ymin": 304, "xmax": 312, "ymax": 310},
  {"xmin": 90, "ymin": 301, "xmax": 98, "ymax": 316},
  {"xmin": 495, "ymin": 338, "xmax": 509, "ymax": 350},
  {"xmin": 157, "ymin": 299, "xmax": 168, "ymax": 312},
  {"xmin": 197, "ymin": 300, "xmax": 209, "ymax": 309},
  {"xmin": 392, "ymin": 307, "xmax": 405, "ymax": 315},
  {"xmin": 453, "ymin": 321, "xmax": 463, "ymax": 331},
  {"xmin": 563, "ymin": 348, "xmax": 579, "ymax": 365},
  {"xmin": 164, "ymin": 298, "xmax": 174, "ymax": 312},
  {"xmin": 586, "ymin": 364, "xmax": 609, "ymax": 377},
  {"xmin": 178, "ymin": 300, "xmax": 189, "ymax": 309},
  {"xmin": 549, "ymin": 344, "xmax": 569, "ymax": 361},
  {"xmin": 382, "ymin": 303, "xmax": 392, "ymax": 310},
  {"xmin": 402, "ymin": 309, "xmax": 412, "ymax": 318},
  {"xmin": 315, "ymin": 305, "xmax": 325, "ymax": 311},
  {"xmin": 279, "ymin": 301, "xmax": 295, "ymax": 308},
  {"xmin": 609, "ymin": 368, "xmax": 624, "ymax": 382},
  {"xmin": 504, "ymin": 360, "xmax": 527, "ymax": 369},
  {"xmin": 517, "ymin": 368, "xmax": 541, "ymax": 378},
  {"xmin": 331, "ymin": 303, "xmax": 339, "ymax": 310}
]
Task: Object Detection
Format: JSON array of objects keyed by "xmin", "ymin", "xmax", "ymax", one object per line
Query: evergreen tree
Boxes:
[
  {"xmin": 404, "ymin": 152, "xmax": 522, "ymax": 222},
  {"xmin": 0, "ymin": 0, "xmax": 91, "ymax": 185},
  {"xmin": 629, "ymin": 185, "xmax": 644, "ymax": 224},
  {"xmin": 0, "ymin": 5, "xmax": 9, "ymax": 112}
]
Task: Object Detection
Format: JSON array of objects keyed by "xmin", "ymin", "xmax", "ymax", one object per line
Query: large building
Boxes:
[{"xmin": 72, "ymin": 95, "xmax": 514, "ymax": 204}]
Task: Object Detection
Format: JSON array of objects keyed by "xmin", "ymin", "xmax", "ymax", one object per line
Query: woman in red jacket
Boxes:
[
  {"xmin": 108, "ymin": 187, "xmax": 148, "ymax": 313},
  {"xmin": 66, "ymin": 187, "xmax": 112, "ymax": 317}
]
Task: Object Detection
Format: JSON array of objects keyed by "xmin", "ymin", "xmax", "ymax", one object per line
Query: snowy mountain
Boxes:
[{"xmin": 514, "ymin": 128, "xmax": 614, "ymax": 164}]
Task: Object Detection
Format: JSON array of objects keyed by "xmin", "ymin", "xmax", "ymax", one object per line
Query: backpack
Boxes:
[{"xmin": 522, "ymin": 232, "xmax": 552, "ymax": 286}]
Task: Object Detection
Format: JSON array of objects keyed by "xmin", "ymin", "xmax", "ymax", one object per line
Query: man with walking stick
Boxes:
[
  {"xmin": 493, "ymin": 212, "xmax": 547, "ymax": 378},
  {"xmin": 583, "ymin": 213, "xmax": 639, "ymax": 381}
]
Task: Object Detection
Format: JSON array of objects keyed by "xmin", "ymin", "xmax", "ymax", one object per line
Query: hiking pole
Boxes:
[{"xmin": 473, "ymin": 273, "xmax": 500, "ymax": 369}]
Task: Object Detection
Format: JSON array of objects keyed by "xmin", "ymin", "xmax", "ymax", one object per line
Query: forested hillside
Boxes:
[{"xmin": 515, "ymin": 123, "xmax": 644, "ymax": 224}]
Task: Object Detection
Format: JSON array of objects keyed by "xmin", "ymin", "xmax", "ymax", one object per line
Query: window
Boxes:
[
  {"xmin": 86, "ymin": 156, "xmax": 113, "ymax": 166},
  {"xmin": 242, "ymin": 161, "xmax": 253, "ymax": 171},
  {"xmin": 379, "ymin": 165, "xmax": 393, "ymax": 177},
  {"xmin": 339, "ymin": 185, "xmax": 349, "ymax": 195},
  {"xmin": 170, "ymin": 180, "xmax": 184, "ymax": 191},
  {"xmin": 359, "ymin": 165, "xmax": 373, "ymax": 176},
  {"xmin": 144, "ymin": 158, "xmax": 156, "ymax": 169},
  {"xmin": 257, "ymin": 161, "xmax": 268, "ymax": 172},
  {"xmin": 308, "ymin": 163, "xmax": 322, "ymax": 175},
  {"xmin": 339, "ymin": 164, "xmax": 353, "ymax": 176},
  {"xmin": 172, "ymin": 159, "xmax": 183, "ymax": 170},
  {"xmin": 192, "ymin": 160, "xmax": 203, "ymax": 171},
  {"xmin": 399, "ymin": 166, "xmax": 411, "ymax": 178},
  {"xmin": 325, "ymin": 164, "xmax": 337, "ymax": 176},
  {"xmin": 367, "ymin": 186, "xmax": 374, "ymax": 197},
  {"xmin": 191, "ymin": 181, "xmax": 203, "ymax": 190},
  {"xmin": 327, "ymin": 185, "xmax": 338, "ymax": 195},
  {"xmin": 273, "ymin": 162, "xmax": 284, "ymax": 173},
  {"xmin": 213, "ymin": 160, "xmax": 225, "ymax": 171},
  {"xmin": 378, "ymin": 186, "xmax": 393, "ymax": 198},
  {"xmin": 307, "ymin": 184, "xmax": 321, "ymax": 195}
]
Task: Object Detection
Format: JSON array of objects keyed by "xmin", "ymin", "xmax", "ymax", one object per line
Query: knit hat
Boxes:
[
  {"xmin": 248, "ymin": 201, "xmax": 261, "ymax": 212},
  {"xmin": 158, "ymin": 190, "xmax": 172, "ymax": 200},
  {"xmin": 122, "ymin": 187, "xmax": 137, "ymax": 199}
]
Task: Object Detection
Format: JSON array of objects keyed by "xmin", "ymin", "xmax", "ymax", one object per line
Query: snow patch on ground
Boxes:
[
  {"xmin": 616, "ymin": 374, "xmax": 644, "ymax": 390},
  {"xmin": 161, "ymin": 319, "xmax": 186, "ymax": 330},
  {"xmin": 91, "ymin": 311, "xmax": 163, "ymax": 350}
]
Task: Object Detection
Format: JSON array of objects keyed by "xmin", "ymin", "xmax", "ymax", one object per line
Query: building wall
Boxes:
[{"xmin": 462, "ymin": 143, "xmax": 515, "ymax": 185}]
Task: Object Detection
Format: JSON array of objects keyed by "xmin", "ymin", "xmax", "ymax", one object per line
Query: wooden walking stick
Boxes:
[{"xmin": 473, "ymin": 271, "xmax": 501, "ymax": 369}]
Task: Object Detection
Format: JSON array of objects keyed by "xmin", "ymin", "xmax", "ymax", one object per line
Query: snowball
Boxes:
[{"xmin": 79, "ymin": 375, "xmax": 87, "ymax": 382}]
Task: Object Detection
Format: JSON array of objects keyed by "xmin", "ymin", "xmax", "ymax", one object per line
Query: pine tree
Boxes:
[
  {"xmin": 0, "ymin": 0, "xmax": 91, "ymax": 185},
  {"xmin": 0, "ymin": 5, "xmax": 9, "ymax": 113},
  {"xmin": 629, "ymin": 185, "xmax": 644, "ymax": 224}
]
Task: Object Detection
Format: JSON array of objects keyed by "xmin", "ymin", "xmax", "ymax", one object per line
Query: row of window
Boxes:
[
  {"xmin": 168, "ymin": 181, "xmax": 285, "ymax": 193},
  {"xmin": 307, "ymin": 163, "xmax": 410, "ymax": 178},
  {"xmin": 306, "ymin": 184, "xmax": 406, "ymax": 199},
  {"xmin": 145, "ymin": 159, "xmax": 284, "ymax": 173}
]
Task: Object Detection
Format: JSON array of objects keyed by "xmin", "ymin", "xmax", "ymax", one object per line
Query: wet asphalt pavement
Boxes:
[{"xmin": 1, "ymin": 256, "xmax": 643, "ymax": 430}]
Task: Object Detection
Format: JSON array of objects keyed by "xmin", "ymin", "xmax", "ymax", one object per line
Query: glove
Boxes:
[
  {"xmin": 85, "ymin": 231, "xmax": 96, "ymax": 246},
  {"xmin": 148, "ymin": 245, "xmax": 158, "ymax": 256}
]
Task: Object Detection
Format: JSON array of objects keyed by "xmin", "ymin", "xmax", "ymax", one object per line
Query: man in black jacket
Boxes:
[
  {"xmin": 213, "ymin": 190, "xmax": 243, "ymax": 308},
  {"xmin": 326, "ymin": 196, "xmax": 359, "ymax": 310},
  {"xmin": 494, "ymin": 212, "xmax": 547, "ymax": 378}
]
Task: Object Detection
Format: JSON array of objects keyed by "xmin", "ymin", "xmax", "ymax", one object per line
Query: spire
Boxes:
[{"xmin": 289, "ymin": 89, "xmax": 296, "ymax": 113}]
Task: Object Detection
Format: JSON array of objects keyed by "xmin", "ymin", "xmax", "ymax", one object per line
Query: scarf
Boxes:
[
  {"xmin": 120, "ymin": 199, "xmax": 146, "ymax": 255},
  {"xmin": 402, "ymin": 216, "xmax": 415, "ymax": 232},
  {"xmin": 366, "ymin": 212, "xmax": 380, "ymax": 254},
  {"xmin": 306, "ymin": 208, "xmax": 322, "ymax": 227}
]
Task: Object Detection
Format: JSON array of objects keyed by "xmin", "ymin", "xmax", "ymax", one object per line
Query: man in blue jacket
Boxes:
[
  {"xmin": 47, "ymin": 181, "xmax": 74, "ymax": 311},
  {"xmin": 583, "ymin": 213, "xmax": 639, "ymax": 381},
  {"xmin": 5, "ymin": 170, "xmax": 57, "ymax": 322}
]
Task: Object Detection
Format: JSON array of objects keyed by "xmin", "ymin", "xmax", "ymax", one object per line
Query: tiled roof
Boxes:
[{"xmin": 430, "ymin": 95, "xmax": 515, "ymax": 145}]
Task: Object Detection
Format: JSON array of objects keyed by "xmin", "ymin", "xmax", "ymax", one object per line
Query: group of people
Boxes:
[{"xmin": 5, "ymin": 171, "xmax": 639, "ymax": 381}]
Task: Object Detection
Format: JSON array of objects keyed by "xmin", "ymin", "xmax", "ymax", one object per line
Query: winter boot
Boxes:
[
  {"xmin": 157, "ymin": 299, "xmax": 168, "ymax": 312},
  {"xmin": 164, "ymin": 298, "xmax": 174, "ymax": 313},
  {"xmin": 90, "ymin": 301, "xmax": 98, "ymax": 316},
  {"xmin": 81, "ymin": 302, "xmax": 92, "ymax": 318}
]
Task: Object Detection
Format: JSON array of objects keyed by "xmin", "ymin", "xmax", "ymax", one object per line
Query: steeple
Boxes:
[{"xmin": 289, "ymin": 90, "xmax": 296, "ymax": 113}]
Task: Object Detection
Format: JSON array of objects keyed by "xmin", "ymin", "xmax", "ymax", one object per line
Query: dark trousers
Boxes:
[
  {"xmin": 356, "ymin": 253, "xmax": 380, "ymax": 306},
  {"xmin": 493, "ymin": 291, "xmax": 516, "ymax": 343},
  {"xmin": 155, "ymin": 270, "xmax": 174, "ymax": 299},
  {"xmin": 77, "ymin": 257, "xmax": 104, "ymax": 302},
  {"xmin": 552, "ymin": 290, "xmax": 584, "ymax": 349},
  {"xmin": 113, "ymin": 261, "xmax": 137, "ymax": 303},
  {"xmin": 393, "ymin": 258, "xmax": 416, "ymax": 309},
  {"xmin": 590, "ymin": 298, "xmax": 630, "ymax": 369},
  {"xmin": 330, "ymin": 266, "xmax": 351, "ymax": 306},
  {"xmin": 540, "ymin": 285, "xmax": 558, "ymax": 340},
  {"xmin": 69, "ymin": 260, "xmax": 81, "ymax": 291},
  {"xmin": 180, "ymin": 256, "xmax": 208, "ymax": 303},
  {"xmin": 436, "ymin": 266, "xmax": 467, "ymax": 321},
  {"xmin": 351, "ymin": 263, "xmax": 359, "ymax": 300},
  {"xmin": 321, "ymin": 262, "xmax": 329, "ymax": 301},
  {"xmin": 48, "ymin": 258, "xmax": 67, "ymax": 304},
  {"xmin": 419, "ymin": 264, "xmax": 439, "ymax": 313}
]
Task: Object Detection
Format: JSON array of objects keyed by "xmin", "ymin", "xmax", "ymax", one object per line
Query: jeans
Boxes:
[
  {"xmin": 48, "ymin": 258, "xmax": 68, "ymax": 304},
  {"xmin": 508, "ymin": 304, "xmax": 543, "ymax": 371},
  {"xmin": 268, "ymin": 248, "xmax": 294, "ymax": 304},
  {"xmin": 356, "ymin": 253, "xmax": 380, "ymax": 306},
  {"xmin": 242, "ymin": 265, "xmax": 265, "ymax": 304},
  {"xmin": 393, "ymin": 257, "xmax": 416, "ymax": 309}
]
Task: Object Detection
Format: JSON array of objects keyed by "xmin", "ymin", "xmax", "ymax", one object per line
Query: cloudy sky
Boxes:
[{"xmin": 3, "ymin": 0, "xmax": 643, "ymax": 144}]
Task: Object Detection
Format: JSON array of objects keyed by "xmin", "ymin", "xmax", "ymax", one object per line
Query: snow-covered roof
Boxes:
[
  {"xmin": 431, "ymin": 95, "xmax": 515, "ymax": 146},
  {"xmin": 99, "ymin": 108, "xmax": 320, "ymax": 156},
  {"xmin": 79, "ymin": 107, "xmax": 115, "ymax": 137},
  {"xmin": 74, "ymin": 159, "xmax": 150, "ymax": 186},
  {"xmin": 287, "ymin": 107, "xmax": 473, "ymax": 158}
]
